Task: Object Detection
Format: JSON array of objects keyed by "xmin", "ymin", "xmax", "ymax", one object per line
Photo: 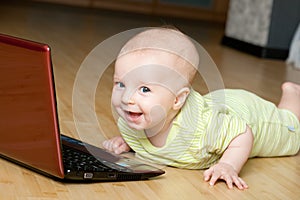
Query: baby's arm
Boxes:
[
  {"xmin": 102, "ymin": 136, "xmax": 131, "ymax": 154},
  {"xmin": 203, "ymin": 125, "xmax": 253, "ymax": 190}
]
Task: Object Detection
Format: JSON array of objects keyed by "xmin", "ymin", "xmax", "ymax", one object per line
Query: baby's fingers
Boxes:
[
  {"xmin": 103, "ymin": 138, "xmax": 120, "ymax": 151},
  {"xmin": 102, "ymin": 140, "xmax": 114, "ymax": 151},
  {"xmin": 114, "ymin": 143, "xmax": 130, "ymax": 154},
  {"xmin": 221, "ymin": 174, "xmax": 234, "ymax": 189},
  {"xmin": 203, "ymin": 168, "xmax": 223, "ymax": 186},
  {"xmin": 207, "ymin": 171, "xmax": 222, "ymax": 186},
  {"xmin": 217, "ymin": 174, "xmax": 248, "ymax": 190},
  {"xmin": 232, "ymin": 176, "xmax": 248, "ymax": 190},
  {"xmin": 203, "ymin": 168, "xmax": 213, "ymax": 182}
]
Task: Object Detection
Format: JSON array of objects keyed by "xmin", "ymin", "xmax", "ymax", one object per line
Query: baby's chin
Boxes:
[
  {"xmin": 127, "ymin": 123, "xmax": 144, "ymax": 130},
  {"xmin": 124, "ymin": 118, "xmax": 160, "ymax": 135},
  {"xmin": 122, "ymin": 116, "xmax": 147, "ymax": 131}
]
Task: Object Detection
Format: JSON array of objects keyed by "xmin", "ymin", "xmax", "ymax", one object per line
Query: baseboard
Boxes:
[{"xmin": 221, "ymin": 36, "xmax": 289, "ymax": 60}]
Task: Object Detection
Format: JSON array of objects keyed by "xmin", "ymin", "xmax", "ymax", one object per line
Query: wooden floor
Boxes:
[{"xmin": 0, "ymin": 1, "xmax": 299, "ymax": 199}]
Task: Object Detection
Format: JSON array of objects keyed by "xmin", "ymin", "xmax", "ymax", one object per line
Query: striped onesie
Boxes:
[{"xmin": 118, "ymin": 89, "xmax": 300, "ymax": 169}]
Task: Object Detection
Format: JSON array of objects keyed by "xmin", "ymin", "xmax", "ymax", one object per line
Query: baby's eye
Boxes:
[
  {"xmin": 115, "ymin": 82, "xmax": 125, "ymax": 88},
  {"xmin": 140, "ymin": 86, "xmax": 151, "ymax": 93}
]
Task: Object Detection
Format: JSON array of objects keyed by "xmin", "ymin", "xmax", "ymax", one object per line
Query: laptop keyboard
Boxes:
[{"xmin": 62, "ymin": 145, "xmax": 115, "ymax": 172}]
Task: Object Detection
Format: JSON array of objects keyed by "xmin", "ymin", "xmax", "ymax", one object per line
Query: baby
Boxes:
[{"xmin": 103, "ymin": 27, "xmax": 300, "ymax": 190}]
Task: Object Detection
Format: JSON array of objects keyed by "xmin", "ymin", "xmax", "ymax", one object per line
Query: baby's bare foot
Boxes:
[
  {"xmin": 282, "ymin": 82, "xmax": 300, "ymax": 96},
  {"xmin": 279, "ymin": 82, "xmax": 300, "ymax": 121}
]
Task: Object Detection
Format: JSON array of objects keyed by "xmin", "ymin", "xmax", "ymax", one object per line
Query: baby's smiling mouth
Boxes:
[{"xmin": 125, "ymin": 111, "xmax": 143, "ymax": 121}]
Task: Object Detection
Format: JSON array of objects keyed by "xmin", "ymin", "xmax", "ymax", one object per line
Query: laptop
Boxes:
[{"xmin": 0, "ymin": 33, "xmax": 165, "ymax": 181}]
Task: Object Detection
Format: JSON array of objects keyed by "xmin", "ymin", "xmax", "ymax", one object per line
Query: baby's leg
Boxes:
[{"xmin": 278, "ymin": 82, "xmax": 300, "ymax": 121}]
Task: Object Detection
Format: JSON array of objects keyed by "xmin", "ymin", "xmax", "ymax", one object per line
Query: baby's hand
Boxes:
[
  {"xmin": 203, "ymin": 162, "xmax": 248, "ymax": 190},
  {"xmin": 102, "ymin": 136, "xmax": 131, "ymax": 154}
]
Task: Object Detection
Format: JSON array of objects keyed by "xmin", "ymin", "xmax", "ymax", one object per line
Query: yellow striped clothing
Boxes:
[{"xmin": 118, "ymin": 89, "xmax": 300, "ymax": 169}]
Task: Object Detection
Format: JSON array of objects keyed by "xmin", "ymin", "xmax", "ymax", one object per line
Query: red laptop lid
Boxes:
[{"xmin": 0, "ymin": 33, "xmax": 64, "ymax": 178}]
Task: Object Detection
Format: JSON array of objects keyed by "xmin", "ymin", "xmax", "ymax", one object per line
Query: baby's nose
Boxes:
[{"xmin": 121, "ymin": 89, "xmax": 136, "ymax": 104}]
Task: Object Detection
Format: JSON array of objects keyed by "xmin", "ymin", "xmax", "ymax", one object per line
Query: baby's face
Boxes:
[{"xmin": 111, "ymin": 50, "xmax": 188, "ymax": 133}]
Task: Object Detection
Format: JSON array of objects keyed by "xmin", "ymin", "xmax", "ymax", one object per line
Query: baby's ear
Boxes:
[{"xmin": 173, "ymin": 87, "xmax": 190, "ymax": 110}]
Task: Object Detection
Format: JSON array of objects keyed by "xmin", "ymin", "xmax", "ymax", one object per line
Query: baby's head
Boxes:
[
  {"xmin": 118, "ymin": 27, "xmax": 199, "ymax": 86},
  {"xmin": 111, "ymin": 27, "xmax": 199, "ymax": 135}
]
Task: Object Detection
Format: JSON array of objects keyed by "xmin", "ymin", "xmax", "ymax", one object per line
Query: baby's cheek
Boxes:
[
  {"xmin": 149, "ymin": 104, "xmax": 167, "ymax": 119},
  {"xmin": 144, "ymin": 104, "xmax": 167, "ymax": 136},
  {"xmin": 111, "ymin": 91, "xmax": 121, "ymax": 107}
]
